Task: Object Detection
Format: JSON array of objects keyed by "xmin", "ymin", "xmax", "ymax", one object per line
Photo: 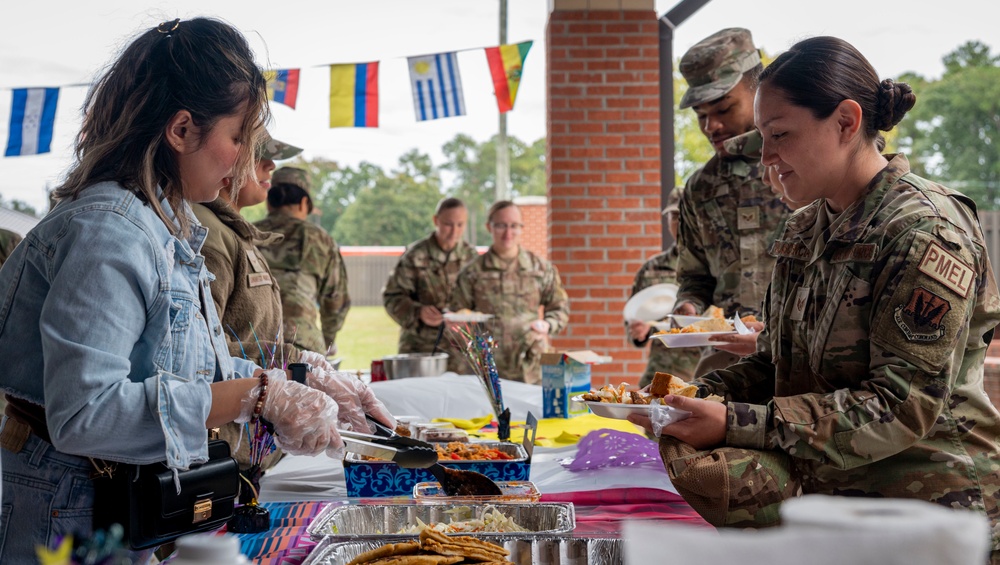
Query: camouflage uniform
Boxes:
[
  {"xmin": 193, "ymin": 199, "xmax": 288, "ymax": 473},
  {"xmin": 675, "ymin": 29, "xmax": 791, "ymax": 377},
  {"xmin": 254, "ymin": 213, "xmax": 350, "ymax": 354},
  {"xmin": 449, "ymin": 247, "xmax": 570, "ymax": 384},
  {"xmin": 631, "ymin": 248, "xmax": 701, "ymax": 386},
  {"xmin": 0, "ymin": 229, "xmax": 22, "ymax": 267},
  {"xmin": 663, "ymin": 155, "xmax": 1000, "ymax": 553},
  {"xmin": 382, "ymin": 232, "xmax": 478, "ymax": 372}
]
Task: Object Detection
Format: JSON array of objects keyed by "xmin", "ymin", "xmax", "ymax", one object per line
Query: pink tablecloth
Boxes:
[{"xmin": 235, "ymin": 489, "xmax": 709, "ymax": 564}]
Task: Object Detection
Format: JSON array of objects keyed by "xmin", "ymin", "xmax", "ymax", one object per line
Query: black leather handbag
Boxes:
[{"xmin": 92, "ymin": 439, "xmax": 241, "ymax": 550}]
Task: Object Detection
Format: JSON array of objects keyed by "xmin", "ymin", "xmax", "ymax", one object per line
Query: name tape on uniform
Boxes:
[{"xmin": 917, "ymin": 241, "xmax": 973, "ymax": 298}]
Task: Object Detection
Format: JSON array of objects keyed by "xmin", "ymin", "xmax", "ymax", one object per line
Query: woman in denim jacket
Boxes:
[{"xmin": 0, "ymin": 18, "xmax": 348, "ymax": 561}]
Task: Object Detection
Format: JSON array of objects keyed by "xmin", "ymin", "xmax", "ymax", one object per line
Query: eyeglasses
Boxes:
[{"xmin": 490, "ymin": 222, "xmax": 524, "ymax": 232}]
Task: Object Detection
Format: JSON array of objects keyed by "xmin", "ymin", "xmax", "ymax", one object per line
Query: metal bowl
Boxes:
[{"xmin": 381, "ymin": 352, "xmax": 449, "ymax": 379}]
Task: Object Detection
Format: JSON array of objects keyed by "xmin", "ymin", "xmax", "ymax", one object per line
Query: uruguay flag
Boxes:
[
  {"xmin": 407, "ymin": 52, "xmax": 466, "ymax": 121},
  {"xmin": 5, "ymin": 88, "xmax": 59, "ymax": 157}
]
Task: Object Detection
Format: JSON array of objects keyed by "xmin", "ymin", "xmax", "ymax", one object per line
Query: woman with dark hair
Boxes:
[
  {"xmin": 631, "ymin": 36, "xmax": 1000, "ymax": 552},
  {"xmin": 0, "ymin": 18, "xmax": 346, "ymax": 560}
]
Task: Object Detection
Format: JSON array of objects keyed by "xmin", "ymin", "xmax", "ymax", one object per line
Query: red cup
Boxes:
[{"xmin": 371, "ymin": 359, "xmax": 387, "ymax": 382}]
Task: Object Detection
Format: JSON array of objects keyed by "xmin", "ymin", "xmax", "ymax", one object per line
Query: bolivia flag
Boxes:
[
  {"xmin": 485, "ymin": 41, "xmax": 532, "ymax": 113},
  {"xmin": 329, "ymin": 62, "xmax": 379, "ymax": 128},
  {"xmin": 264, "ymin": 69, "xmax": 300, "ymax": 109}
]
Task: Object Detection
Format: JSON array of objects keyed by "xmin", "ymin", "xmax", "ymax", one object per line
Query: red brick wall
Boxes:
[
  {"xmin": 546, "ymin": 3, "xmax": 660, "ymax": 388},
  {"xmin": 515, "ymin": 196, "xmax": 548, "ymax": 260}
]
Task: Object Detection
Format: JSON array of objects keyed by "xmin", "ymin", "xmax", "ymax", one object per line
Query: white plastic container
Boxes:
[{"xmin": 170, "ymin": 533, "xmax": 249, "ymax": 565}]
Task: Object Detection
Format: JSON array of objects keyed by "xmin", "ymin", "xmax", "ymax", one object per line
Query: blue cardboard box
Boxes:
[
  {"xmin": 541, "ymin": 350, "xmax": 609, "ymax": 418},
  {"xmin": 342, "ymin": 418, "xmax": 537, "ymax": 497}
]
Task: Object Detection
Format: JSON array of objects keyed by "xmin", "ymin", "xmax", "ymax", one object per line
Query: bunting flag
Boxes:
[
  {"xmin": 407, "ymin": 52, "xmax": 466, "ymax": 121},
  {"xmin": 5, "ymin": 87, "xmax": 59, "ymax": 157},
  {"xmin": 329, "ymin": 62, "xmax": 379, "ymax": 128},
  {"xmin": 264, "ymin": 69, "xmax": 300, "ymax": 109},
  {"xmin": 485, "ymin": 41, "xmax": 532, "ymax": 113}
]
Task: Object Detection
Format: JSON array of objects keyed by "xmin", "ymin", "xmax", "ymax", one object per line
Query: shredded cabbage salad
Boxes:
[{"xmin": 396, "ymin": 505, "xmax": 529, "ymax": 534}]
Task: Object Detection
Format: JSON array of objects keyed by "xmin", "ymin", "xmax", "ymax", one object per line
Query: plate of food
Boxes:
[
  {"xmin": 650, "ymin": 330, "xmax": 737, "ymax": 348},
  {"xmin": 650, "ymin": 315, "xmax": 713, "ymax": 331},
  {"xmin": 650, "ymin": 312, "xmax": 758, "ymax": 348},
  {"xmin": 443, "ymin": 309, "xmax": 494, "ymax": 323},
  {"xmin": 571, "ymin": 375, "xmax": 702, "ymax": 423}
]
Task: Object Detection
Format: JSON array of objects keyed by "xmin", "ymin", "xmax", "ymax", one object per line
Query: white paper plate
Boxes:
[
  {"xmin": 623, "ymin": 284, "xmax": 678, "ymax": 323},
  {"xmin": 571, "ymin": 395, "xmax": 691, "ymax": 424},
  {"xmin": 650, "ymin": 330, "xmax": 737, "ymax": 348},
  {"xmin": 443, "ymin": 312, "xmax": 494, "ymax": 323},
  {"xmin": 650, "ymin": 315, "xmax": 713, "ymax": 331}
]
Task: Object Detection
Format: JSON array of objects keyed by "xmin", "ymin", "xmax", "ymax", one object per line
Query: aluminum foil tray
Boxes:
[
  {"xmin": 306, "ymin": 502, "xmax": 575, "ymax": 542},
  {"xmin": 303, "ymin": 535, "xmax": 623, "ymax": 565}
]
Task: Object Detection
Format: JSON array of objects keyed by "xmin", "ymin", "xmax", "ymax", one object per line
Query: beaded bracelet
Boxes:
[{"xmin": 250, "ymin": 372, "xmax": 268, "ymax": 423}]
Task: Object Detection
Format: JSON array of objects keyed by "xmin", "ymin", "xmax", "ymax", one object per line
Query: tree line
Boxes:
[{"xmin": 6, "ymin": 41, "xmax": 997, "ymax": 244}]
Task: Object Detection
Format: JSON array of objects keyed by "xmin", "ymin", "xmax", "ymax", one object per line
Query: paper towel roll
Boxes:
[{"xmin": 625, "ymin": 495, "xmax": 991, "ymax": 565}]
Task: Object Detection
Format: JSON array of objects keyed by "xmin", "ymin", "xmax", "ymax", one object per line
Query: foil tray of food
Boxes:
[
  {"xmin": 302, "ymin": 534, "xmax": 623, "ymax": 565},
  {"xmin": 306, "ymin": 502, "xmax": 575, "ymax": 542}
]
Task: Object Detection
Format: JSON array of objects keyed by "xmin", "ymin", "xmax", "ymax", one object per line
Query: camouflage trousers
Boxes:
[{"xmin": 659, "ymin": 435, "xmax": 801, "ymax": 528}]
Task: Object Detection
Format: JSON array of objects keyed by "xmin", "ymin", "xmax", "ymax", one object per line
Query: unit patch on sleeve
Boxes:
[
  {"xmin": 917, "ymin": 241, "xmax": 973, "ymax": 298},
  {"xmin": 893, "ymin": 286, "xmax": 951, "ymax": 342}
]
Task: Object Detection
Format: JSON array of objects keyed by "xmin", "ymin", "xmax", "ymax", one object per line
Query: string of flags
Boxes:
[{"xmin": 3, "ymin": 41, "xmax": 532, "ymax": 158}]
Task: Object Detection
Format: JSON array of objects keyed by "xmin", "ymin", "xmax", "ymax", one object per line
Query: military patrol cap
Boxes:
[
  {"xmin": 662, "ymin": 187, "xmax": 683, "ymax": 215},
  {"xmin": 722, "ymin": 129, "xmax": 763, "ymax": 159},
  {"xmin": 257, "ymin": 131, "xmax": 303, "ymax": 161},
  {"xmin": 679, "ymin": 28, "xmax": 761, "ymax": 109},
  {"xmin": 272, "ymin": 166, "xmax": 312, "ymax": 192}
]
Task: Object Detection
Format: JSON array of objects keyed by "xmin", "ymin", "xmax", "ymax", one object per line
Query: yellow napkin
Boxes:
[
  {"xmin": 441, "ymin": 414, "xmax": 643, "ymax": 447},
  {"xmin": 433, "ymin": 415, "xmax": 494, "ymax": 430}
]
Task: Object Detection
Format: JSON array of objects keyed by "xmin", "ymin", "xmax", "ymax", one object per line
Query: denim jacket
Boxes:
[{"xmin": 0, "ymin": 182, "xmax": 258, "ymax": 470}]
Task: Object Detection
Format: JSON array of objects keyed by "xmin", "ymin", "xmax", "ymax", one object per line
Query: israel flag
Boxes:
[
  {"xmin": 407, "ymin": 52, "xmax": 466, "ymax": 121},
  {"xmin": 5, "ymin": 88, "xmax": 59, "ymax": 157}
]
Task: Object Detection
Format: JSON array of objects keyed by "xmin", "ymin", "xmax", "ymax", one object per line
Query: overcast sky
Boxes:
[{"xmin": 1, "ymin": 0, "xmax": 996, "ymax": 211}]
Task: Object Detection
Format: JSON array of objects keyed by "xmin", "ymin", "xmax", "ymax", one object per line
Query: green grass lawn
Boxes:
[{"xmin": 337, "ymin": 306, "xmax": 400, "ymax": 370}]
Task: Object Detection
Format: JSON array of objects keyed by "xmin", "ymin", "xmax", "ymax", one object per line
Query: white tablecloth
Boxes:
[{"xmin": 258, "ymin": 374, "xmax": 676, "ymax": 502}]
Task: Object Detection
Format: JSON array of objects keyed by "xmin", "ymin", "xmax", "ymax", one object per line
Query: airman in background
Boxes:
[
  {"xmin": 255, "ymin": 168, "xmax": 350, "ymax": 355},
  {"xmin": 382, "ymin": 197, "xmax": 478, "ymax": 371},
  {"xmin": 449, "ymin": 201, "xmax": 569, "ymax": 384},
  {"xmin": 628, "ymin": 188, "xmax": 701, "ymax": 386},
  {"xmin": 673, "ymin": 28, "xmax": 791, "ymax": 376}
]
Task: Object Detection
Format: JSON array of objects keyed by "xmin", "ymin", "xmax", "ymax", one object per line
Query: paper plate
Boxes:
[
  {"xmin": 650, "ymin": 315, "xmax": 713, "ymax": 331},
  {"xmin": 443, "ymin": 312, "xmax": 494, "ymax": 323},
  {"xmin": 623, "ymin": 283, "xmax": 678, "ymax": 323},
  {"xmin": 650, "ymin": 330, "xmax": 737, "ymax": 348},
  {"xmin": 570, "ymin": 395, "xmax": 691, "ymax": 425}
]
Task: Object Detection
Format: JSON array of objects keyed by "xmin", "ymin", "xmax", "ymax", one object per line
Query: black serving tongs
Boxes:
[
  {"xmin": 340, "ymin": 417, "xmax": 438, "ymax": 469},
  {"xmin": 348, "ymin": 415, "xmax": 503, "ymax": 497}
]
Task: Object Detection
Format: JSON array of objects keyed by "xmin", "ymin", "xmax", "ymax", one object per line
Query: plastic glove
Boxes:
[
  {"xmin": 307, "ymin": 369, "xmax": 397, "ymax": 432},
  {"xmin": 297, "ymin": 349, "xmax": 336, "ymax": 372},
  {"xmin": 236, "ymin": 368, "xmax": 344, "ymax": 458}
]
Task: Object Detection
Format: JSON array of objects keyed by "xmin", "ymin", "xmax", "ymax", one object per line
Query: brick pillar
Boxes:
[
  {"xmin": 547, "ymin": 0, "xmax": 660, "ymax": 387},
  {"xmin": 514, "ymin": 196, "xmax": 548, "ymax": 260}
]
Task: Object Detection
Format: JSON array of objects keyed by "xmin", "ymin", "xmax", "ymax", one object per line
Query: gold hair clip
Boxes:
[{"xmin": 157, "ymin": 18, "xmax": 180, "ymax": 34}]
